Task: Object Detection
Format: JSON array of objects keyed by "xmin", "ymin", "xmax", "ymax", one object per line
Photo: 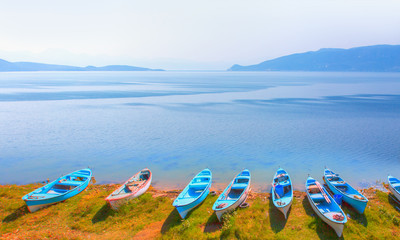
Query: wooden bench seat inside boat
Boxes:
[
  {"xmin": 189, "ymin": 182, "xmax": 208, "ymax": 189},
  {"xmin": 308, "ymin": 185, "xmax": 320, "ymax": 194},
  {"xmin": 331, "ymin": 181, "xmax": 347, "ymax": 187},
  {"xmin": 391, "ymin": 182, "xmax": 400, "ymax": 188},
  {"xmin": 126, "ymin": 180, "xmax": 145, "ymax": 191},
  {"xmin": 57, "ymin": 180, "xmax": 82, "ymax": 186},
  {"xmin": 310, "ymin": 193, "xmax": 325, "ymax": 202},
  {"xmin": 231, "ymin": 183, "xmax": 248, "ymax": 190}
]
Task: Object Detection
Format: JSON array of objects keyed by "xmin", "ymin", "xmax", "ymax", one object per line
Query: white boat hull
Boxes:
[
  {"xmin": 277, "ymin": 200, "xmax": 292, "ymax": 219},
  {"xmin": 215, "ymin": 188, "xmax": 249, "ymax": 222},
  {"xmin": 108, "ymin": 175, "xmax": 152, "ymax": 210},
  {"xmin": 26, "ymin": 202, "xmax": 54, "ymax": 213},
  {"xmin": 307, "ymin": 193, "xmax": 345, "ymax": 237},
  {"xmin": 389, "ymin": 183, "xmax": 400, "ymax": 202}
]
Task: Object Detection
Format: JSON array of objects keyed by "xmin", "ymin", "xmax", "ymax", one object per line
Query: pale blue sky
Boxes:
[{"xmin": 1, "ymin": 0, "xmax": 399, "ymax": 70}]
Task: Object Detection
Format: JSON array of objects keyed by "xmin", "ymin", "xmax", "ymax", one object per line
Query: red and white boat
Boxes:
[{"xmin": 105, "ymin": 168, "xmax": 152, "ymax": 210}]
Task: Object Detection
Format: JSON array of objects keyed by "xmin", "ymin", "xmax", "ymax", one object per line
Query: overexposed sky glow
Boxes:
[{"xmin": 0, "ymin": 0, "xmax": 399, "ymax": 69}]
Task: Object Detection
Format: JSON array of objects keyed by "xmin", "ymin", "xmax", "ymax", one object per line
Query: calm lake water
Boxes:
[{"xmin": 0, "ymin": 71, "xmax": 399, "ymax": 191}]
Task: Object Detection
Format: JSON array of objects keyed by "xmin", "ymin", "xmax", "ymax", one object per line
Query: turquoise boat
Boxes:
[
  {"xmin": 388, "ymin": 175, "xmax": 400, "ymax": 202},
  {"xmin": 22, "ymin": 168, "xmax": 92, "ymax": 212},
  {"xmin": 173, "ymin": 169, "xmax": 212, "ymax": 219},
  {"xmin": 324, "ymin": 169, "xmax": 368, "ymax": 214},
  {"xmin": 212, "ymin": 169, "xmax": 251, "ymax": 221},
  {"xmin": 271, "ymin": 168, "xmax": 293, "ymax": 219},
  {"xmin": 306, "ymin": 176, "xmax": 347, "ymax": 237}
]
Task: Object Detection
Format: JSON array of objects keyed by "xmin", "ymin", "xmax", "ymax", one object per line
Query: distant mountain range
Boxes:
[
  {"xmin": 228, "ymin": 45, "xmax": 400, "ymax": 72},
  {"xmin": 0, "ymin": 59, "xmax": 164, "ymax": 71}
]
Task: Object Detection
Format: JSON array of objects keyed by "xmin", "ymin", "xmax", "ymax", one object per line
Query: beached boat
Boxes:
[
  {"xmin": 212, "ymin": 169, "xmax": 251, "ymax": 221},
  {"xmin": 306, "ymin": 176, "xmax": 347, "ymax": 237},
  {"xmin": 271, "ymin": 168, "xmax": 293, "ymax": 218},
  {"xmin": 105, "ymin": 168, "xmax": 152, "ymax": 210},
  {"xmin": 323, "ymin": 169, "xmax": 368, "ymax": 214},
  {"xmin": 388, "ymin": 175, "xmax": 400, "ymax": 202},
  {"xmin": 173, "ymin": 169, "xmax": 212, "ymax": 219},
  {"xmin": 22, "ymin": 168, "xmax": 92, "ymax": 212}
]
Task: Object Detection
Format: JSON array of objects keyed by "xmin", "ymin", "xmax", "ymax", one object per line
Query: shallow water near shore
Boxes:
[{"xmin": 0, "ymin": 71, "xmax": 399, "ymax": 191}]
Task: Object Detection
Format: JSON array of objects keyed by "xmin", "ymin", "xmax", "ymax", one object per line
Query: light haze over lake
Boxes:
[{"xmin": 0, "ymin": 71, "xmax": 399, "ymax": 191}]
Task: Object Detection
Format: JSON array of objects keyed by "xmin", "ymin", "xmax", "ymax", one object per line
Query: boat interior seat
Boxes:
[
  {"xmin": 231, "ymin": 183, "xmax": 247, "ymax": 190},
  {"xmin": 391, "ymin": 182, "xmax": 400, "ymax": 188},
  {"xmin": 47, "ymin": 189, "xmax": 66, "ymax": 194},
  {"xmin": 70, "ymin": 174, "xmax": 88, "ymax": 180},
  {"xmin": 308, "ymin": 185, "xmax": 320, "ymax": 194},
  {"xmin": 199, "ymin": 170, "xmax": 211, "ymax": 176},
  {"xmin": 126, "ymin": 180, "xmax": 144, "ymax": 187},
  {"xmin": 57, "ymin": 180, "xmax": 82, "ymax": 186},
  {"xmin": 278, "ymin": 181, "xmax": 290, "ymax": 187},
  {"xmin": 189, "ymin": 182, "xmax": 208, "ymax": 189},
  {"xmin": 30, "ymin": 193, "xmax": 53, "ymax": 198},
  {"xmin": 327, "ymin": 177, "xmax": 340, "ymax": 182},
  {"xmin": 331, "ymin": 182, "xmax": 346, "ymax": 187},
  {"xmin": 277, "ymin": 175, "xmax": 289, "ymax": 183},
  {"xmin": 310, "ymin": 193, "xmax": 325, "ymax": 202}
]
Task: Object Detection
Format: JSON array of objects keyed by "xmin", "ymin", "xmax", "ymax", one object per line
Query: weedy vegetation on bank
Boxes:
[{"xmin": 1, "ymin": 184, "xmax": 400, "ymax": 239}]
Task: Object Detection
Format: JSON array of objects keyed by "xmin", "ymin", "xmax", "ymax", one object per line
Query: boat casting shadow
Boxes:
[
  {"xmin": 203, "ymin": 213, "xmax": 222, "ymax": 233},
  {"xmin": 161, "ymin": 196, "xmax": 209, "ymax": 233},
  {"xmin": 161, "ymin": 208, "xmax": 182, "ymax": 234},
  {"xmin": 268, "ymin": 195, "xmax": 288, "ymax": 233},
  {"xmin": 301, "ymin": 197, "xmax": 345, "ymax": 240},
  {"xmin": 2, "ymin": 205, "xmax": 29, "ymax": 223},
  {"xmin": 341, "ymin": 202, "xmax": 368, "ymax": 227},
  {"xmin": 388, "ymin": 193, "xmax": 400, "ymax": 212},
  {"xmin": 92, "ymin": 203, "xmax": 115, "ymax": 224}
]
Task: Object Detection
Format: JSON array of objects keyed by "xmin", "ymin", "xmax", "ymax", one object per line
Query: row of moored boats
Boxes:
[{"xmin": 21, "ymin": 168, "xmax": 400, "ymax": 237}]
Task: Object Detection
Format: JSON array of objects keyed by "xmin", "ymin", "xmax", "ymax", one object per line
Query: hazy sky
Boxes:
[{"xmin": 1, "ymin": 0, "xmax": 399, "ymax": 70}]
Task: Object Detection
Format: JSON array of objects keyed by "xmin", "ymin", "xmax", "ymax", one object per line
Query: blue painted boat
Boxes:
[
  {"xmin": 173, "ymin": 169, "xmax": 212, "ymax": 219},
  {"xmin": 306, "ymin": 176, "xmax": 347, "ymax": 237},
  {"xmin": 324, "ymin": 169, "xmax": 368, "ymax": 214},
  {"xmin": 22, "ymin": 168, "xmax": 92, "ymax": 212},
  {"xmin": 271, "ymin": 168, "xmax": 293, "ymax": 219},
  {"xmin": 212, "ymin": 169, "xmax": 251, "ymax": 221},
  {"xmin": 388, "ymin": 175, "xmax": 400, "ymax": 202}
]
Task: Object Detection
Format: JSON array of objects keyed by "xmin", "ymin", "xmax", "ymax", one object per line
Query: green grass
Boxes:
[{"xmin": 1, "ymin": 184, "xmax": 400, "ymax": 239}]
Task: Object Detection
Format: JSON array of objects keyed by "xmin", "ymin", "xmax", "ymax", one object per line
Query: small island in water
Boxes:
[
  {"xmin": 229, "ymin": 45, "xmax": 400, "ymax": 72},
  {"xmin": 0, "ymin": 58, "xmax": 164, "ymax": 72}
]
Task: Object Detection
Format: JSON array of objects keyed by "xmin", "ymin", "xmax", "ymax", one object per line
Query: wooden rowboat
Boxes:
[
  {"xmin": 22, "ymin": 168, "xmax": 92, "ymax": 212},
  {"xmin": 173, "ymin": 169, "xmax": 212, "ymax": 219},
  {"xmin": 388, "ymin": 175, "xmax": 400, "ymax": 202},
  {"xmin": 306, "ymin": 176, "xmax": 347, "ymax": 237},
  {"xmin": 212, "ymin": 169, "xmax": 251, "ymax": 221},
  {"xmin": 324, "ymin": 168, "xmax": 368, "ymax": 214},
  {"xmin": 271, "ymin": 168, "xmax": 293, "ymax": 219},
  {"xmin": 105, "ymin": 168, "xmax": 152, "ymax": 210}
]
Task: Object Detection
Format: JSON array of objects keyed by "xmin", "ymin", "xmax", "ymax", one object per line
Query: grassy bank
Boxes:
[{"xmin": 1, "ymin": 184, "xmax": 400, "ymax": 239}]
